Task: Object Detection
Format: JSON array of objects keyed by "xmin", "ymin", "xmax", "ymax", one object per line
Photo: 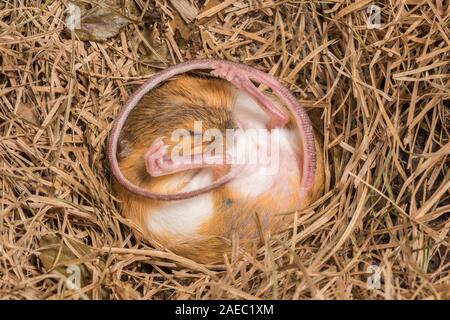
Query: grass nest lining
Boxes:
[{"xmin": 0, "ymin": 0, "xmax": 449, "ymax": 300}]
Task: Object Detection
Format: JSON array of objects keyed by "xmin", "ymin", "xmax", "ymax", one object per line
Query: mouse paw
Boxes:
[
  {"xmin": 210, "ymin": 63, "xmax": 239, "ymax": 83},
  {"xmin": 145, "ymin": 137, "xmax": 168, "ymax": 177}
]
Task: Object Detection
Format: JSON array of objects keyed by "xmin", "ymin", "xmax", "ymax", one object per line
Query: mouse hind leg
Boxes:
[{"xmin": 211, "ymin": 64, "xmax": 289, "ymax": 129}]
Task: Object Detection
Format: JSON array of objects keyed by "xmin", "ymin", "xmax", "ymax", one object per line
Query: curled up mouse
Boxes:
[{"xmin": 108, "ymin": 60, "xmax": 324, "ymax": 263}]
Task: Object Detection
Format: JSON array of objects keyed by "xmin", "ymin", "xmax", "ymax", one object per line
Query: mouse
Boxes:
[{"xmin": 109, "ymin": 60, "xmax": 324, "ymax": 264}]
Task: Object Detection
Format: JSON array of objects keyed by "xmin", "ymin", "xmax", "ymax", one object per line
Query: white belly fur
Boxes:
[
  {"xmin": 229, "ymin": 129, "xmax": 300, "ymax": 199},
  {"xmin": 145, "ymin": 170, "xmax": 214, "ymax": 238},
  {"xmin": 230, "ymin": 90, "xmax": 300, "ymax": 199}
]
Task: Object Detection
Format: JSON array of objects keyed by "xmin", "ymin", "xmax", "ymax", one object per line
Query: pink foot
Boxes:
[
  {"xmin": 211, "ymin": 64, "xmax": 289, "ymax": 129},
  {"xmin": 145, "ymin": 137, "xmax": 169, "ymax": 177},
  {"xmin": 145, "ymin": 138, "xmax": 231, "ymax": 177}
]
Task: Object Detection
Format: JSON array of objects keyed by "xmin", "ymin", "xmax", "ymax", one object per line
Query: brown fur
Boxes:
[{"xmin": 113, "ymin": 75, "xmax": 325, "ymax": 264}]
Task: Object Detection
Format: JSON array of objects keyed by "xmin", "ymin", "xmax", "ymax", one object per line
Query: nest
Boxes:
[{"xmin": 0, "ymin": 0, "xmax": 449, "ymax": 299}]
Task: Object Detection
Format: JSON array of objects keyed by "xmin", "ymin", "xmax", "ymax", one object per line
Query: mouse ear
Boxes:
[
  {"xmin": 108, "ymin": 59, "xmax": 316, "ymax": 201},
  {"xmin": 117, "ymin": 139, "xmax": 132, "ymax": 160}
]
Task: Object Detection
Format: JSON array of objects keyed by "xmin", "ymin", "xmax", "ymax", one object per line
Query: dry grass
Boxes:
[{"xmin": 1, "ymin": 0, "xmax": 449, "ymax": 300}]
